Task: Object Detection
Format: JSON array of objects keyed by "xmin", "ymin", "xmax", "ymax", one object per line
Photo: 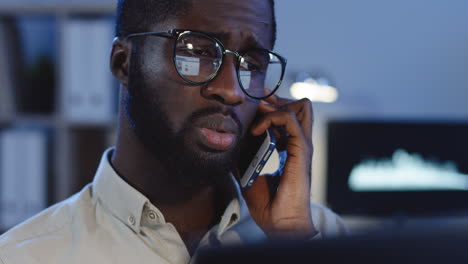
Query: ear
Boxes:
[{"xmin": 110, "ymin": 37, "xmax": 131, "ymax": 87}]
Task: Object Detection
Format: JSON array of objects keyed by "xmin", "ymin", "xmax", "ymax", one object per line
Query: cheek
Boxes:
[
  {"xmin": 147, "ymin": 75, "xmax": 201, "ymax": 133},
  {"xmin": 163, "ymin": 89, "xmax": 196, "ymax": 126},
  {"xmin": 138, "ymin": 42, "xmax": 197, "ymax": 127},
  {"xmin": 240, "ymin": 102, "xmax": 260, "ymax": 134},
  {"xmin": 140, "ymin": 39, "xmax": 178, "ymax": 81}
]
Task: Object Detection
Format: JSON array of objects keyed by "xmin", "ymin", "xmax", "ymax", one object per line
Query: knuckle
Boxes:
[
  {"xmin": 283, "ymin": 108, "xmax": 296, "ymax": 116},
  {"xmin": 300, "ymin": 98, "xmax": 313, "ymax": 112},
  {"xmin": 300, "ymin": 98, "xmax": 312, "ymax": 105},
  {"xmin": 285, "ymin": 110, "xmax": 297, "ymax": 121},
  {"xmin": 276, "ymin": 108, "xmax": 294, "ymax": 118}
]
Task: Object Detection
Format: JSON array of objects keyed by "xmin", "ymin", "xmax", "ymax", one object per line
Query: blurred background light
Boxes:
[{"xmin": 290, "ymin": 73, "xmax": 338, "ymax": 103}]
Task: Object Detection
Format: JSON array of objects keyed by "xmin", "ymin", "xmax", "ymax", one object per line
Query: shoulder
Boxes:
[
  {"xmin": 0, "ymin": 185, "xmax": 94, "ymax": 264},
  {"xmin": 309, "ymin": 201, "xmax": 349, "ymax": 238}
]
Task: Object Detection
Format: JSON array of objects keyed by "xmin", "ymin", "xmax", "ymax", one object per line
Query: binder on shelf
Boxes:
[
  {"xmin": 0, "ymin": 128, "xmax": 48, "ymax": 230},
  {"xmin": 14, "ymin": 16, "xmax": 56, "ymax": 114},
  {"xmin": 62, "ymin": 18, "xmax": 115, "ymax": 124},
  {"xmin": 0, "ymin": 18, "xmax": 16, "ymax": 119}
]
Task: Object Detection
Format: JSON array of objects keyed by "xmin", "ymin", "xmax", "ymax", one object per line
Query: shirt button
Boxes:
[
  {"xmin": 148, "ymin": 210, "xmax": 156, "ymax": 220},
  {"xmin": 128, "ymin": 215, "xmax": 136, "ymax": 225}
]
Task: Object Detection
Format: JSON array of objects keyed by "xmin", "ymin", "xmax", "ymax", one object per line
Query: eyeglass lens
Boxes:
[{"xmin": 174, "ymin": 31, "xmax": 283, "ymax": 98}]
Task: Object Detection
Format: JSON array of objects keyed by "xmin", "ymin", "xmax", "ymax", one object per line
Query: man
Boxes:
[{"xmin": 0, "ymin": 0, "xmax": 347, "ymax": 263}]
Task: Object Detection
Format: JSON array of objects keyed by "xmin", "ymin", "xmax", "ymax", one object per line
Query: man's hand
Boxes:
[{"xmin": 242, "ymin": 93, "xmax": 317, "ymax": 240}]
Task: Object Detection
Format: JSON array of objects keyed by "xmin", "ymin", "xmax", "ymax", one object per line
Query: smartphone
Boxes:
[{"xmin": 238, "ymin": 127, "xmax": 277, "ymax": 190}]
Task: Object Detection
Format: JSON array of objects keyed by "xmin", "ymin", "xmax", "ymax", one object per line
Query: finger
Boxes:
[
  {"xmin": 252, "ymin": 104, "xmax": 288, "ymax": 148},
  {"xmin": 251, "ymin": 110, "xmax": 312, "ymax": 162},
  {"xmin": 252, "ymin": 112, "xmax": 312, "ymax": 209},
  {"xmin": 251, "ymin": 110, "xmax": 302, "ymax": 137},
  {"xmin": 279, "ymin": 99, "xmax": 314, "ymax": 143},
  {"xmin": 259, "ymin": 99, "xmax": 314, "ymax": 143},
  {"xmin": 258, "ymin": 100, "xmax": 279, "ymax": 114},
  {"xmin": 264, "ymin": 94, "xmax": 293, "ymax": 106},
  {"xmin": 263, "ymin": 87, "xmax": 293, "ymax": 106},
  {"xmin": 242, "ymin": 176, "xmax": 272, "ymax": 213}
]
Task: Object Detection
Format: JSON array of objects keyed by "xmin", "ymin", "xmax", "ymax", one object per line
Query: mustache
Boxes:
[{"xmin": 187, "ymin": 106, "xmax": 243, "ymax": 135}]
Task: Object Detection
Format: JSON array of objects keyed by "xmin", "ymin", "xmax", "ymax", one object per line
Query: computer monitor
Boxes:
[
  {"xmin": 326, "ymin": 120, "xmax": 468, "ymax": 216},
  {"xmin": 196, "ymin": 226, "xmax": 468, "ymax": 264}
]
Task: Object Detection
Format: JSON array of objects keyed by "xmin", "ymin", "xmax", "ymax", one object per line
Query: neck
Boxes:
[{"xmin": 156, "ymin": 186, "xmax": 228, "ymax": 254}]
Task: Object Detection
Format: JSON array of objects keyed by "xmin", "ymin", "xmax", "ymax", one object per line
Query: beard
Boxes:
[{"xmin": 123, "ymin": 51, "xmax": 242, "ymax": 202}]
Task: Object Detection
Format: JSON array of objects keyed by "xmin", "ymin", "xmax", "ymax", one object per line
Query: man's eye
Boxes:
[
  {"xmin": 178, "ymin": 47, "xmax": 215, "ymax": 57},
  {"xmin": 193, "ymin": 48, "xmax": 214, "ymax": 57},
  {"xmin": 240, "ymin": 59, "xmax": 263, "ymax": 72}
]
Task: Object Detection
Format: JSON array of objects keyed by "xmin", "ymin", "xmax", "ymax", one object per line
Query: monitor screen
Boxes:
[{"xmin": 326, "ymin": 120, "xmax": 468, "ymax": 216}]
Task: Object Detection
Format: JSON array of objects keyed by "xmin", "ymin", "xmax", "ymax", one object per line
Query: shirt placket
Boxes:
[{"xmin": 139, "ymin": 204, "xmax": 191, "ymax": 264}]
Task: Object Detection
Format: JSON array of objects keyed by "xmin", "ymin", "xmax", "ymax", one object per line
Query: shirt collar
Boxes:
[
  {"xmin": 92, "ymin": 147, "xmax": 247, "ymax": 235},
  {"xmin": 92, "ymin": 148, "xmax": 150, "ymax": 233},
  {"xmin": 217, "ymin": 176, "xmax": 241, "ymax": 235}
]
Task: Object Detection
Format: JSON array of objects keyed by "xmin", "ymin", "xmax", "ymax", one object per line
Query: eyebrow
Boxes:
[
  {"xmin": 206, "ymin": 31, "xmax": 230, "ymax": 40},
  {"xmin": 206, "ymin": 31, "xmax": 267, "ymax": 51},
  {"xmin": 244, "ymin": 34, "xmax": 266, "ymax": 50}
]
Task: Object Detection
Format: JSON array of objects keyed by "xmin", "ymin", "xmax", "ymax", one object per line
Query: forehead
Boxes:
[{"xmin": 164, "ymin": 0, "xmax": 274, "ymax": 49}]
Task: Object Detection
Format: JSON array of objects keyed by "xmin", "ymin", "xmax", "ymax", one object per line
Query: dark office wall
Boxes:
[{"xmin": 276, "ymin": 0, "xmax": 468, "ymax": 119}]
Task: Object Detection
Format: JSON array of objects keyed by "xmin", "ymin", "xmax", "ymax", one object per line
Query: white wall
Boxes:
[{"xmin": 274, "ymin": 0, "xmax": 468, "ymax": 204}]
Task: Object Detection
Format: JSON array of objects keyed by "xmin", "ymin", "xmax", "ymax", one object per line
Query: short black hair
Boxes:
[{"xmin": 115, "ymin": 0, "xmax": 277, "ymax": 46}]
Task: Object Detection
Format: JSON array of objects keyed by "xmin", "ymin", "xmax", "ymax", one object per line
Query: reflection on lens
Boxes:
[
  {"xmin": 175, "ymin": 55, "xmax": 200, "ymax": 76},
  {"xmin": 239, "ymin": 71, "xmax": 252, "ymax": 91},
  {"xmin": 175, "ymin": 32, "xmax": 223, "ymax": 83}
]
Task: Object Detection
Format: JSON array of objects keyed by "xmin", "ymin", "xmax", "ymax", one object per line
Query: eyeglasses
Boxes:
[{"xmin": 123, "ymin": 29, "xmax": 287, "ymax": 100}]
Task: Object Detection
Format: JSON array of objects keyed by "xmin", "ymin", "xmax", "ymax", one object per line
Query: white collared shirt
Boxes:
[{"xmin": 0, "ymin": 148, "xmax": 348, "ymax": 264}]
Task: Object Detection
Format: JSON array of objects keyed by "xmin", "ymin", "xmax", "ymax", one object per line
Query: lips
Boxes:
[
  {"xmin": 195, "ymin": 114, "xmax": 241, "ymax": 151},
  {"xmin": 199, "ymin": 128, "xmax": 236, "ymax": 150}
]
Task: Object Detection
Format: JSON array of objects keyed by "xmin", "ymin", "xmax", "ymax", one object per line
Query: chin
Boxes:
[{"xmin": 191, "ymin": 143, "xmax": 238, "ymax": 169}]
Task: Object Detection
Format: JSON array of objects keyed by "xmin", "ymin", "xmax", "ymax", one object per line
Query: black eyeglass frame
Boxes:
[{"xmin": 123, "ymin": 29, "xmax": 287, "ymax": 100}]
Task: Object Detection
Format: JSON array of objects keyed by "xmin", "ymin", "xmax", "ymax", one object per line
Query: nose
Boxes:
[{"xmin": 200, "ymin": 53, "xmax": 245, "ymax": 106}]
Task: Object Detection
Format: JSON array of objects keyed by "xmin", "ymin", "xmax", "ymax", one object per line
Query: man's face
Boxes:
[{"xmin": 125, "ymin": 0, "xmax": 274, "ymax": 193}]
